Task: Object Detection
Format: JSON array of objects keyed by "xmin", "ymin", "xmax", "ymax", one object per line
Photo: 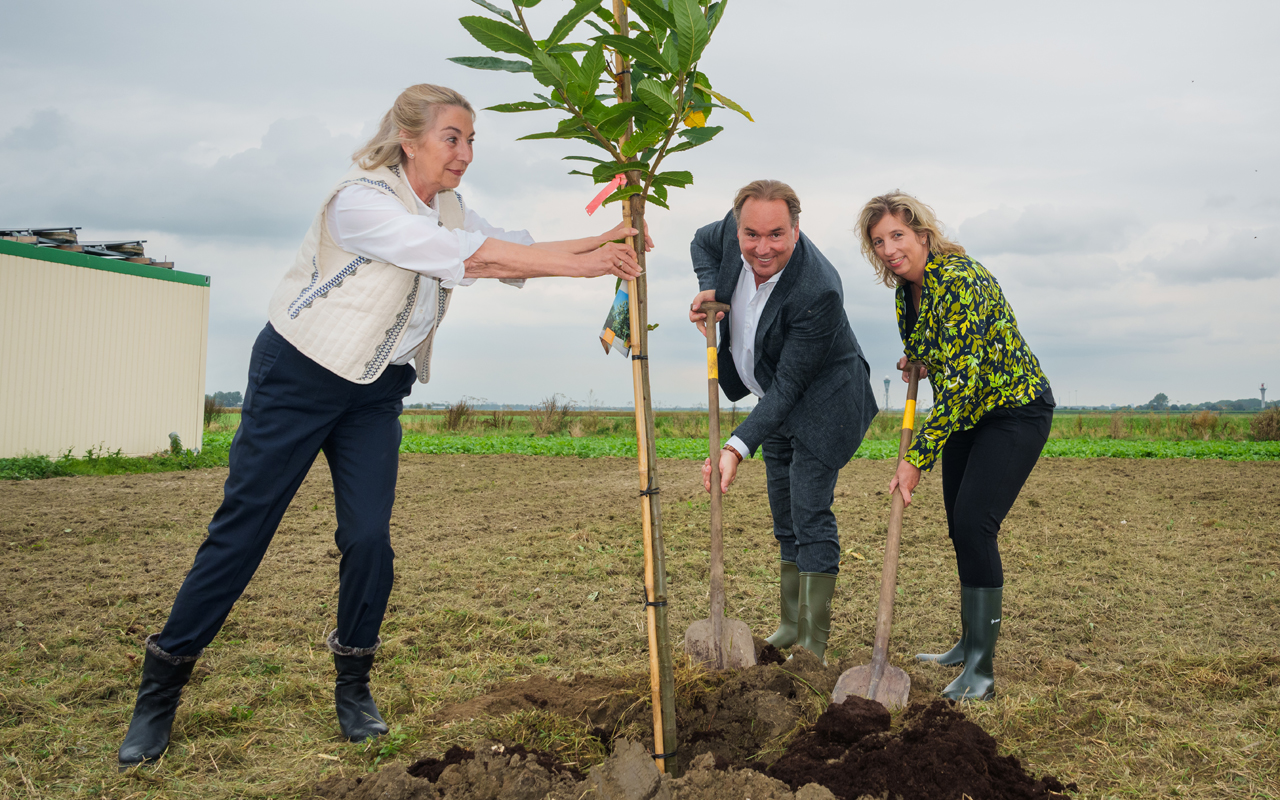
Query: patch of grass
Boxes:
[{"xmin": 482, "ymin": 710, "xmax": 609, "ymax": 772}]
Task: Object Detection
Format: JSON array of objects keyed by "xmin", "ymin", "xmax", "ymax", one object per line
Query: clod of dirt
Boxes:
[
  {"xmin": 765, "ymin": 699, "xmax": 1076, "ymax": 800},
  {"xmin": 313, "ymin": 741, "xmax": 582, "ymax": 800}
]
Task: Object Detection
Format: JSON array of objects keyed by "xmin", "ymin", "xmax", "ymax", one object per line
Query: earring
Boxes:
[{"xmin": 407, "ymin": 152, "xmax": 415, "ymax": 159}]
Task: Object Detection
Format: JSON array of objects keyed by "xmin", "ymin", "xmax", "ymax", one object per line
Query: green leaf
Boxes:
[
  {"xmin": 562, "ymin": 155, "xmax": 609, "ymax": 164},
  {"xmin": 547, "ymin": 0, "xmax": 600, "ymax": 46},
  {"xmin": 635, "ymin": 77, "xmax": 678, "ymax": 115},
  {"xmin": 533, "ymin": 92, "xmax": 565, "ymax": 108},
  {"xmin": 622, "ymin": 125, "xmax": 665, "ymax": 157},
  {"xmin": 583, "ymin": 18, "xmax": 611, "ymax": 37},
  {"xmin": 594, "ymin": 33, "xmax": 670, "ymax": 71},
  {"xmin": 602, "ymin": 184, "xmax": 645, "ymax": 206},
  {"xmin": 518, "ymin": 116, "xmax": 588, "ymax": 141},
  {"xmin": 666, "ymin": 124, "xmax": 723, "ymax": 153},
  {"xmin": 513, "ymin": 0, "xmax": 542, "ymax": 7},
  {"xmin": 646, "ymin": 186, "xmax": 671, "ymax": 209},
  {"xmin": 693, "ymin": 83, "xmax": 753, "ymax": 121},
  {"xmin": 630, "ymin": 0, "xmax": 676, "ymax": 31},
  {"xmin": 567, "ymin": 170, "xmax": 594, "ymax": 177},
  {"xmin": 671, "ymin": 0, "xmax": 709, "ymax": 70},
  {"xmin": 546, "ymin": 43, "xmax": 590, "ymax": 53},
  {"xmin": 467, "ymin": 0, "xmax": 516, "ymax": 23},
  {"xmin": 459, "ymin": 16, "xmax": 538, "ymax": 58},
  {"xmin": 484, "ymin": 100, "xmax": 552, "ymax": 112},
  {"xmin": 592, "ymin": 160, "xmax": 650, "ymax": 182},
  {"xmin": 652, "ymin": 170, "xmax": 693, "ymax": 187},
  {"xmin": 579, "ymin": 43, "xmax": 607, "ymax": 99},
  {"xmin": 449, "ymin": 56, "xmax": 533, "ymax": 73},
  {"xmin": 706, "ymin": 0, "xmax": 728, "ymax": 35},
  {"xmin": 594, "ymin": 101, "xmax": 660, "ymax": 140},
  {"xmin": 530, "ymin": 49, "xmax": 565, "ymax": 89}
]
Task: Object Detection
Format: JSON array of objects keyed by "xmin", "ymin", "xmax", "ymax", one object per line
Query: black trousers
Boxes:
[
  {"xmin": 156, "ymin": 323, "xmax": 415, "ymax": 657},
  {"xmin": 941, "ymin": 390, "xmax": 1054, "ymax": 588},
  {"xmin": 762, "ymin": 433, "xmax": 843, "ymax": 575}
]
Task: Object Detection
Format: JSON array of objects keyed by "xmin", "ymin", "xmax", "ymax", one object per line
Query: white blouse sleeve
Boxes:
[{"xmin": 327, "ymin": 185, "xmax": 533, "ymax": 289}]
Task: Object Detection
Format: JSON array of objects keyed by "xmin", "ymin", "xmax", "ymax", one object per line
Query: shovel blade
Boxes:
[
  {"xmin": 683, "ymin": 618, "xmax": 756, "ymax": 670},
  {"xmin": 832, "ymin": 663, "xmax": 911, "ymax": 711}
]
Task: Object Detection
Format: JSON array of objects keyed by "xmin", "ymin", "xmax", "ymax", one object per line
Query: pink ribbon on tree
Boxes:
[{"xmin": 585, "ymin": 174, "xmax": 627, "ymax": 216}]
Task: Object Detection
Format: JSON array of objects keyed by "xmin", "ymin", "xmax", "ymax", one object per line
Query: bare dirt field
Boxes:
[{"xmin": 2, "ymin": 455, "xmax": 1278, "ymax": 798}]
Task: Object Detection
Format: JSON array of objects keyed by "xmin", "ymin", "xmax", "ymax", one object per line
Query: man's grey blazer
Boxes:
[{"xmin": 691, "ymin": 210, "xmax": 878, "ymax": 469}]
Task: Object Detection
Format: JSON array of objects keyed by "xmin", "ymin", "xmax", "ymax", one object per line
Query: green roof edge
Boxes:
[{"xmin": 0, "ymin": 238, "xmax": 211, "ymax": 287}]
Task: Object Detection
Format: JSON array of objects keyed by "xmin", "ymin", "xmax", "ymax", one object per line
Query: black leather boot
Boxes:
[
  {"xmin": 917, "ymin": 585, "xmax": 967, "ymax": 666},
  {"xmin": 943, "ymin": 586, "xmax": 1001, "ymax": 701},
  {"xmin": 118, "ymin": 634, "xmax": 198, "ymax": 768},
  {"xmin": 329, "ymin": 631, "xmax": 388, "ymax": 742},
  {"xmin": 765, "ymin": 560, "xmax": 800, "ymax": 649}
]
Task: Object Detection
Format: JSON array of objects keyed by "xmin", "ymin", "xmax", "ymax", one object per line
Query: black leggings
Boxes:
[{"xmin": 941, "ymin": 390, "xmax": 1054, "ymax": 588}]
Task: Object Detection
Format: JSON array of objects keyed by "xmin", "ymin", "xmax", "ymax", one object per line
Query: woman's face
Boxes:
[
  {"xmin": 402, "ymin": 105, "xmax": 475, "ymax": 199},
  {"xmin": 869, "ymin": 212, "xmax": 930, "ymax": 284}
]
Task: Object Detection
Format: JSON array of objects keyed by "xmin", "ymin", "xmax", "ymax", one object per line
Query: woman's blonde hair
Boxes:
[
  {"xmin": 352, "ymin": 84, "xmax": 475, "ymax": 170},
  {"xmin": 856, "ymin": 191, "xmax": 965, "ymax": 287}
]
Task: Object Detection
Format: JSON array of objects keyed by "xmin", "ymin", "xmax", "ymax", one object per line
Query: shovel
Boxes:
[
  {"xmin": 684, "ymin": 301, "xmax": 756, "ymax": 670},
  {"xmin": 832, "ymin": 362, "xmax": 921, "ymax": 710}
]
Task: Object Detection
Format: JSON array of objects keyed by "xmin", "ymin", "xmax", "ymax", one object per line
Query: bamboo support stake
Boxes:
[{"xmin": 613, "ymin": 0, "xmax": 678, "ymax": 774}]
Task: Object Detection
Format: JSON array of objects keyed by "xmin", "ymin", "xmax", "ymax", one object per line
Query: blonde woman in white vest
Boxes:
[{"xmin": 118, "ymin": 84, "xmax": 645, "ymax": 767}]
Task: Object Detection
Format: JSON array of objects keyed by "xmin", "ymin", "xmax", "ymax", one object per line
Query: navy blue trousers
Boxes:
[
  {"xmin": 941, "ymin": 390, "xmax": 1054, "ymax": 588},
  {"xmin": 157, "ymin": 324, "xmax": 415, "ymax": 657},
  {"xmin": 762, "ymin": 433, "xmax": 843, "ymax": 575}
]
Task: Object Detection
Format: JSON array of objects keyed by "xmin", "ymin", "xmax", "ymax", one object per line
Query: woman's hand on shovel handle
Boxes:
[
  {"xmin": 889, "ymin": 459, "xmax": 921, "ymax": 507},
  {"xmin": 690, "ymin": 290, "xmax": 725, "ymax": 336},
  {"xmin": 702, "ymin": 451, "xmax": 739, "ymax": 494},
  {"xmin": 896, "ymin": 356, "xmax": 927, "ymax": 384}
]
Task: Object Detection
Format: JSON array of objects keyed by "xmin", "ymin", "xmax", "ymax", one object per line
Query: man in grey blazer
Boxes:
[{"xmin": 689, "ymin": 180, "xmax": 878, "ymax": 661}]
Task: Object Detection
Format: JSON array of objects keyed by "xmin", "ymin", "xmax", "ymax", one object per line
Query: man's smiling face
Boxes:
[{"xmin": 736, "ymin": 197, "xmax": 798, "ymax": 282}]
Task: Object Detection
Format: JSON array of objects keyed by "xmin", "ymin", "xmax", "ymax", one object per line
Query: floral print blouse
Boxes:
[{"xmin": 897, "ymin": 253, "xmax": 1050, "ymax": 471}]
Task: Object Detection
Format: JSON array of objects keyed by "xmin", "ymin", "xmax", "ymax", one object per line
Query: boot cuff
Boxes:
[
  {"xmin": 144, "ymin": 633, "xmax": 201, "ymax": 665},
  {"xmin": 326, "ymin": 630, "xmax": 381, "ymax": 657}
]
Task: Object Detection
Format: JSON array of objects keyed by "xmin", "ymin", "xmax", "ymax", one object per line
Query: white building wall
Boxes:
[{"xmin": 0, "ymin": 245, "xmax": 210, "ymax": 458}]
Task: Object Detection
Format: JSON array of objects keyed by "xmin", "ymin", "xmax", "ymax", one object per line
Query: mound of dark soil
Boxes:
[
  {"xmin": 766, "ymin": 697, "xmax": 1075, "ymax": 800},
  {"xmin": 313, "ymin": 649, "xmax": 1074, "ymax": 800}
]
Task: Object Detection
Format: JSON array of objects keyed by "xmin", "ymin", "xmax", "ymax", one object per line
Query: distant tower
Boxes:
[
  {"xmin": 1263, "ymin": 383, "xmax": 1267, "ymax": 408},
  {"xmin": 884, "ymin": 376, "xmax": 891, "ymax": 411}
]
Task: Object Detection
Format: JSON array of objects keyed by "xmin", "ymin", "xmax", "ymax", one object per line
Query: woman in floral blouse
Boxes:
[{"xmin": 856, "ymin": 191, "xmax": 1055, "ymax": 701}]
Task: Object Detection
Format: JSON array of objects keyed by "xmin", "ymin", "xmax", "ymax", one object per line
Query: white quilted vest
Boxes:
[{"xmin": 267, "ymin": 163, "xmax": 461, "ymax": 385}]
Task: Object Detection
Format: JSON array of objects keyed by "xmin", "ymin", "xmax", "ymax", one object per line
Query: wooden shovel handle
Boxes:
[
  {"xmin": 867, "ymin": 364, "xmax": 921, "ymax": 694},
  {"xmin": 702, "ymin": 302, "xmax": 730, "ymax": 667}
]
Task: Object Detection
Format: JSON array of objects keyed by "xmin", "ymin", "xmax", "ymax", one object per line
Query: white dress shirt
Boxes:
[
  {"xmin": 725, "ymin": 256, "xmax": 782, "ymax": 457},
  {"xmin": 326, "ymin": 184, "xmax": 535, "ymax": 364}
]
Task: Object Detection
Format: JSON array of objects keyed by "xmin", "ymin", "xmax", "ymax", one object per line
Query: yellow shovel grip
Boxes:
[
  {"xmin": 901, "ymin": 399, "xmax": 916, "ymax": 430},
  {"xmin": 707, "ymin": 347, "xmax": 718, "ymax": 379}
]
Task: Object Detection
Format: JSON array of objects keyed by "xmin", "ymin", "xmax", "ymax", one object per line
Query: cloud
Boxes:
[
  {"xmin": 1136, "ymin": 228, "xmax": 1277, "ymax": 284},
  {"xmin": 0, "ymin": 108, "xmax": 71, "ymax": 150},
  {"xmin": 0, "ymin": 111, "xmax": 357, "ymax": 242},
  {"xmin": 960, "ymin": 205, "xmax": 1140, "ymax": 256}
]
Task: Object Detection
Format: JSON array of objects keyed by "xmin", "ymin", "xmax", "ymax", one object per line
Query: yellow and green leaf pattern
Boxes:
[{"xmin": 896, "ymin": 253, "xmax": 1050, "ymax": 471}]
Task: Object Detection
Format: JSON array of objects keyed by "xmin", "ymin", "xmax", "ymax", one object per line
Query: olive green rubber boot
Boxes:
[
  {"xmin": 943, "ymin": 586, "xmax": 1001, "ymax": 702},
  {"xmin": 917, "ymin": 586, "xmax": 967, "ymax": 666},
  {"xmin": 794, "ymin": 572, "xmax": 837, "ymax": 663},
  {"xmin": 765, "ymin": 560, "xmax": 800, "ymax": 649}
]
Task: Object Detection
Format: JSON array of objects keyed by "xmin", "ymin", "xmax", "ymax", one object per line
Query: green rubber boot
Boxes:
[
  {"xmin": 794, "ymin": 572, "xmax": 837, "ymax": 663},
  {"xmin": 765, "ymin": 560, "xmax": 800, "ymax": 649},
  {"xmin": 917, "ymin": 586, "xmax": 967, "ymax": 666},
  {"xmin": 943, "ymin": 586, "xmax": 1001, "ymax": 701}
]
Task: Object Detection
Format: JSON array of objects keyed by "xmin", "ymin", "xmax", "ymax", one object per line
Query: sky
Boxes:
[{"xmin": 2, "ymin": 0, "xmax": 1276, "ymax": 411}]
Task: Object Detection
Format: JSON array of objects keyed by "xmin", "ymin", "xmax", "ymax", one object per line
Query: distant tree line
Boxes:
[
  {"xmin": 206, "ymin": 391, "xmax": 243, "ymax": 408},
  {"xmin": 1141, "ymin": 392, "xmax": 1270, "ymax": 412}
]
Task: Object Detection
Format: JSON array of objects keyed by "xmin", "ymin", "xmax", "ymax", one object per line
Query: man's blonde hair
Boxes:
[
  {"xmin": 857, "ymin": 191, "xmax": 965, "ymax": 288},
  {"xmin": 733, "ymin": 180, "xmax": 801, "ymax": 227},
  {"xmin": 352, "ymin": 84, "xmax": 475, "ymax": 170}
]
